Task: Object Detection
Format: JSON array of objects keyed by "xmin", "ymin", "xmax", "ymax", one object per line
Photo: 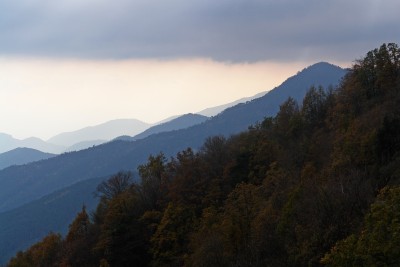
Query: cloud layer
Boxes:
[
  {"xmin": 1, "ymin": 0, "xmax": 397, "ymax": 139},
  {"xmin": 1, "ymin": 0, "xmax": 399, "ymax": 62}
]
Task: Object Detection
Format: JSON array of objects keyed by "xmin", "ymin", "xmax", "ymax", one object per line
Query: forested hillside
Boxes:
[{"xmin": 8, "ymin": 43, "xmax": 400, "ymax": 266}]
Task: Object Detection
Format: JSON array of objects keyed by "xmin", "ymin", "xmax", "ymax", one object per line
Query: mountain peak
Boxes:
[{"xmin": 303, "ymin": 61, "xmax": 344, "ymax": 72}]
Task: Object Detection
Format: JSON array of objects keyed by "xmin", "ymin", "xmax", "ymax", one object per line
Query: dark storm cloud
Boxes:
[{"xmin": 1, "ymin": 0, "xmax": 399, "ymax": 62}]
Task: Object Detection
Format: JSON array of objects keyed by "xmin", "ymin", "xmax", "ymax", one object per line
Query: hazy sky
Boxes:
[{"xmin": 0, "ymin": 0, "xmax": 399, "ymax": 139}]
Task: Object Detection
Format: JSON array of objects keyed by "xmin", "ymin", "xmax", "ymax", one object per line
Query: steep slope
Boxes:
[
  {"xmin": 47, "ymin": 119, "xmax": 151, "ymax": 147},
  {"xmin": 0, "ymin": 62, "xmax": 347, "ymax": 213},
  {"xmin": 0, "ymin": 133, "xmax": 64, "ymax": 154},
  {"xmin": 130, "ymin": 113, "xmax": 209, "ymax": 140},
  {"xmin": 0, "ymin": 176, "xmax": 105, "ymax": 264},
  {"xmin": 0, "ymin": 148, "xmax": 55, "ymax": 170}
]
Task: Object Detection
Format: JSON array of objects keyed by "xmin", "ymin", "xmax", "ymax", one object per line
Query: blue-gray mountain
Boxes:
[
  {"xmin": 0, "ymin": 147, "xmax": 55, "ymax": 170},
  {"xmin": 0, "ymin": 62, "xmax": 347, "ymax": 264}
]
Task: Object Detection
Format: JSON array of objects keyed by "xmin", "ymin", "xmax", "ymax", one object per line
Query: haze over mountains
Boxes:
[
  {"xmin": 0, "ymin": 119, "xmax": 152, "ymax": 154},
  {"xmin": 0, "ymin": 117, "xmax": 202, "ymax": 154},
  {"xmin": 127, "ymin": 113, "xmax": 209, "ymax": 141},
  {"xmin": 0, "ymin": 133, "xmax": 63, "ymax": 154},
  {"xmin": 0, "ymin": 97, "xmax": 252, "ymax": 155},
  {"xmin": 47, "ymin": 119, "xmax": 151, "ymax": 147},
  {"xmin": 0, "ymin": 114, "xmax": 211, "ymax": 169},
  {"xmin": 196, "ymin": 91, "xmax": 267, "ymax": 117},
  {"xmin": 0, "ymin": 90, "xmax": 270, "ymax": 157},
  {"xmin": 0, "ymin": 62, "xmax": 347, "ymax": 264}
]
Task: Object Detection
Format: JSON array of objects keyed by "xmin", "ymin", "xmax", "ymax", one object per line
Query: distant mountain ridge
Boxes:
[
  {"xmin": 47, "ymin": 119, "xmax": 151, "ymax": 147},
  {"xmin": 63, "ymin": 140, "xmax": 106, "ymax": 153},
  {"xmin": 129, "ymin": 113, "xmax": 209, "ymax": 140},
  {"xmin": 0, "ymin": 148, "xmax": 55, "ymax": 170},
  {"xmin": 1, "ymin": 119, "xmax": 152, "ymax": 154},
  {"xmin": 197, "ymin": 91, "xmax": 266, "ymax": 117},
  {"xmin": 0, "ymin": 133, "xmax": 63, "ymax": 154},
  {"xmin": 0, "ymin": 62, "xmax": 347, "ymax": 213}
]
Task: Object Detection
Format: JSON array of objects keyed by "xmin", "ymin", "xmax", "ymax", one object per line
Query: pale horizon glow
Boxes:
[{"xmin": 0, "ymin": 57, "xmax": 348, "ymax": 140}]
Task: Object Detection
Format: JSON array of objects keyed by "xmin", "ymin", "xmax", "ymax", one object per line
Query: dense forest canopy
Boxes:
[{"xmin": 8, "ymin": 43, "xmax": 400, "ymax": 267}]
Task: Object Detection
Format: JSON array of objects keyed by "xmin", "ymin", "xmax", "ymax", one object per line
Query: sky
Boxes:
[{"xmin": 0, "ymin": 0, "xmax": 399, "ymax": 140}]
